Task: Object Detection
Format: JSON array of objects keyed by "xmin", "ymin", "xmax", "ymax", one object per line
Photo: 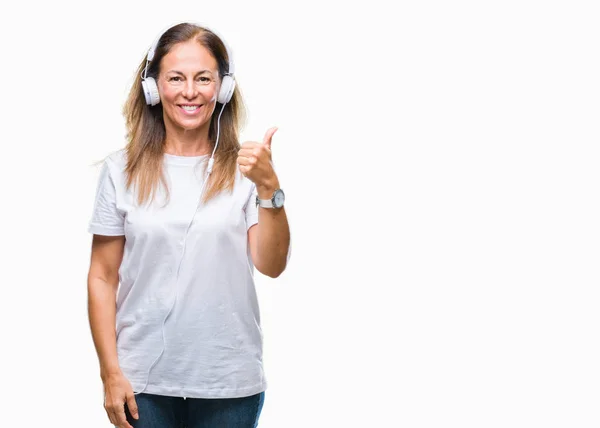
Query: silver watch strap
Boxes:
[{"xmin": 256, "ymin": 195, "xmax": 274, "ymax": 208}]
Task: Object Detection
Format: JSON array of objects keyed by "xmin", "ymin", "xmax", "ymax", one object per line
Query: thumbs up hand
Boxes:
[{"xmin": 237, "ymin": 126, "xmax": 281, "ymax": 195}]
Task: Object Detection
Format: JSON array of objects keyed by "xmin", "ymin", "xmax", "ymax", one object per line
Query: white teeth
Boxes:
[{"xmin": 181, "ymin": 105, "xmax": 199, "ymax": 111}]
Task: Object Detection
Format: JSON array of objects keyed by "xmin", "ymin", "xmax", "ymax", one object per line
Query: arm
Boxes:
[
  {"xmin": 87, "ymin": 234, "xmax": 125, "ymax": 380},
  {"xmin": 238, "ymin": 127, "xmax": 290, "ymax": 278},
  {"xmin": 248, "ymin": 180, "xmax": 291, "ymax": 278},
  {"xmin": 87, "ymin": 160, "xmax": 139, "ymax": 426}
]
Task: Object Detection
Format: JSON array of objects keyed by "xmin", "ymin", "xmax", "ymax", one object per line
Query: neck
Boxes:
[{"xmin": 163, "ymin": 122, "xmax": 212, "ymax": 157}]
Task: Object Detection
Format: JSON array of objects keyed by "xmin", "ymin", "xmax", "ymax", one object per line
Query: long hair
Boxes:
[{"xmin": 122, "ymin": 23, "xmax": 246, "ymax": 206}]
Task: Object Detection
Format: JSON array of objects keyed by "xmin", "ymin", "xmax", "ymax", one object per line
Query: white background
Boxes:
[{"xmin": 0, "ymin": 0, "xmax": 598, "ymax": 427}]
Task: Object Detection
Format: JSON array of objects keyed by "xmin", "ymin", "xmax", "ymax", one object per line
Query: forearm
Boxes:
[
  {"xmin": 256, "ymin": 183, "xmax": 290, "ymax": 278},
  {"xmin": 87, "ymin": 276, "xmax": 121, "ymax": 380}
]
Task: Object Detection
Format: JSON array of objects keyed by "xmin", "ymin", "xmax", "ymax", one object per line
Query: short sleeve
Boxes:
[
  {"xmin": 88, "ymin": 161, "xmax": 125, "ymax": 236},
  {"xmin": 244, "ymin": 183, "xmax": 259, "ymax": 231}
]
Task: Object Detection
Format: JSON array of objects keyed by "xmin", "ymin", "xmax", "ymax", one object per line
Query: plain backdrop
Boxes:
[{"xmin": 0, "ymin": 0, "xmax": 598, "ymax": 427}]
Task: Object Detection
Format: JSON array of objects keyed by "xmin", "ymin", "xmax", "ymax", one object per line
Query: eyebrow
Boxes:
[{"xmin": 166, "ymin": 70, "xmax": 214, "ymax": 75}]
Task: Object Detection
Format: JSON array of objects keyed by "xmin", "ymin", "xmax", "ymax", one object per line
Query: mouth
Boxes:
[{"xmin": 178, "ymin": 104, "xmax": 202, "ymax": 115}]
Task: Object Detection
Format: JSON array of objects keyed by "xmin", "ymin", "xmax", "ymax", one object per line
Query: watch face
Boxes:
[{"xmin": 273, "ymin": 189, "xmax": 285, "ymax": 208}]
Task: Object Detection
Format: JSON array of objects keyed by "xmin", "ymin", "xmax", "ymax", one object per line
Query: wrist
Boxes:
[
  {"xmin": 100, "ymin": 365, "xmax": 122, "ymax": 381},
  {"xmin": 256, "ymin": 178, "xmax": 280, "ymax": 199}
]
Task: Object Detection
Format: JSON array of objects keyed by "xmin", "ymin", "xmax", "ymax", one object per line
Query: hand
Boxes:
[
  {"xmin": 103, "ymin": 372, "xmax": 139, "ymax": 428},
  {"xmin": 237, "ymin": 127, "xmax": 280, "ymax": 194}
]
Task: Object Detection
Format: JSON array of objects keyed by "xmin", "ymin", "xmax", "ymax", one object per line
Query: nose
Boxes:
[{"xmin": 183, "ymin": 79, "xmax": 197, "ymax": 99}]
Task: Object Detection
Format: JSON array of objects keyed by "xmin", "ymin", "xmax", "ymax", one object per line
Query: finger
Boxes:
[
  {"xmin": 237, "ymin": 155, "xmax": 257, "ymax": 166},
  {"xmin": 263, "ymin": 127, "xmax": 278, "ymax": 148},
  {"xmin": 127, "ymin": 394, "xmax": 139, "ymax": 420},
  {"xmin": 105, "ymin": 400, "xmax": 116, "ymax": 426},
  {"xmin": 240, "ymin": 141, "xmax": 260, "ymax": 150},
  {"xmin": 106, "ymin": 407, "xmax": 115, "ymax": 426},
  {"xmin": 116, "ymin": 403, "xmax": 134, "ymax": 428},
  {"xmin": 239, "ymin": 165, "xmax": 251, "ymax": 176},
  {"xmin": 238, "ymin": 147, "xmax": 258, "ymax": 158}
]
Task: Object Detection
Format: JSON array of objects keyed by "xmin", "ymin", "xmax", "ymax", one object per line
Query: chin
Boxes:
[
  {"xmin": 176, "ymin": 121, "xmax": 196, "ymax": 129},
  {"xmin": 173, "ymin": 116, "xmax": 206, "ymax": 130}
]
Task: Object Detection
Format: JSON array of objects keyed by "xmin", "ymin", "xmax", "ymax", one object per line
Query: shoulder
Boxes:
[
  {"xmin": 105, "ymin": 148, "xmax": 127, "ymax": 169},
  {"xmin": 95, "ymin": 149, "xmax": 127, "ymax": 187},
  {"xmin": 100, "ymin": 148, "xmax": 128, "ymax": 177}
]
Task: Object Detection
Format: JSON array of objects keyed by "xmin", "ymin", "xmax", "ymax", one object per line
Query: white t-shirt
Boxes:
[{"xmin": 88, "ymin": 149, "xmax": 266, "ymax": 398}]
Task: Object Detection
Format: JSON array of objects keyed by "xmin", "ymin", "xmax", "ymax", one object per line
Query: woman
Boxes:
[{"xmin": 87, "ymin": 22, "xmax": 290, "ymax": 428}]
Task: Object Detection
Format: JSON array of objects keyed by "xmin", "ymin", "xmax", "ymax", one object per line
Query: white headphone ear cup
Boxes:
[
  {"xmin": 142, "ymin": 77, "xmax": 160, "ymax": 106},
  {"xmin": 218, "ymin": 75, "xmax": 235, "ymax": 104}
]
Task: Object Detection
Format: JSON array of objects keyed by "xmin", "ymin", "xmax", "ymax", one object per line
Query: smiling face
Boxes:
[{"xmin": 157, "ymin": 40, "xmax": 221, "ymax": 133}]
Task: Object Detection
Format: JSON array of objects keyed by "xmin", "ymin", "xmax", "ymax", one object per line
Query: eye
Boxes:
[
  {"xmin": 198, "ymin": 76, "xmax": 211, "ymax": 83},
  {"xmin": 168, "ymin": 76, "xmax": 182, "ymax": 82}
]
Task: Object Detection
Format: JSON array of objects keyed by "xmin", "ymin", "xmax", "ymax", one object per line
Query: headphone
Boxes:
[
  {"xmin": 141, "ymin": 22, "xmax": 236, "ymax": 107},
  {"xmin": 133, "ymin": 22, "xmax": 236, "ymax": 397}
]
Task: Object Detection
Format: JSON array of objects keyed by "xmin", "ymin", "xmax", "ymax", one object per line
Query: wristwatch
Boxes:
[{"xmin": 256, "ymin": 188, "xmax": 285, "ymax": 209}]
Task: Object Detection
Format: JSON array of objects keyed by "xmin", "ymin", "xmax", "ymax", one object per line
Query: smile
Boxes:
[{"xmin": 178, "ymin": 105, "xmax": 202, "ymax": 115}]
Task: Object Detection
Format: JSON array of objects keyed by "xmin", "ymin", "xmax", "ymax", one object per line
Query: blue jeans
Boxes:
[{"xmin": 119, "ymin": 391, "xmax": 265, "ymax": 428}]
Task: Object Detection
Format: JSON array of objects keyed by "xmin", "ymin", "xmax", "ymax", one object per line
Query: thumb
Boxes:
[
  {"xmin": 263, "ymin": 126, "xmax": 278, "ymax": 148},
  {"xmin": 127, "ymin": 394, "xmax": 139, "ymax": 420}
]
